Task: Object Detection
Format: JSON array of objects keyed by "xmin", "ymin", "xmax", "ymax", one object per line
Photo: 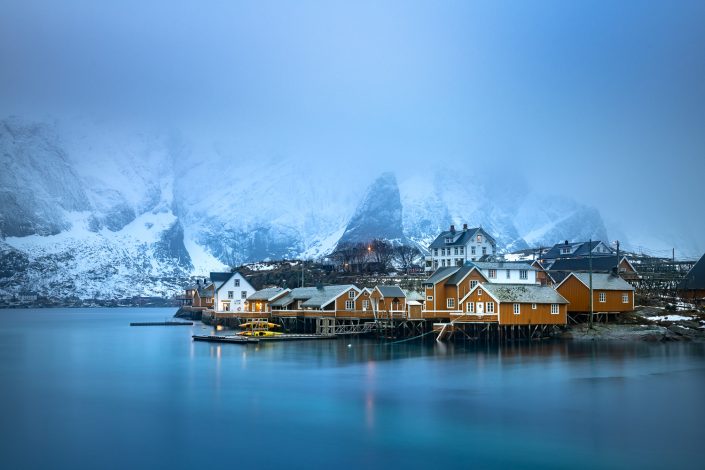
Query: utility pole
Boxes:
[
  {"xmin": 615, "ymin": 240, "xmax": 620, "ymax": 275},
  {"xmin": 301, "ymin": 260, "xmax": 304, "ymax": 288},
  {"xmin": 589, "ymin": 239, "xmax": 594, "ymax": 329},
  {"xmin": 672, "ymin": 248, "xmax": 675, "ymax": 263}
]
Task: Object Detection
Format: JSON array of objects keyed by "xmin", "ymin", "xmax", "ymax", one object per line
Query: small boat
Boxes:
[
  {"xmin": 238, "ymin": 330, "xmax": 284, "ymax": 337},
  {"xmin": 239, "ymin": 321, "xmax": 281, "ymax": 329}
]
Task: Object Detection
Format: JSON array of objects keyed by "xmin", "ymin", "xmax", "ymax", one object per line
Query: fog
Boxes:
[{"xmin": 1, "ymin": 0, "xmax": 704, "ymax": 257}]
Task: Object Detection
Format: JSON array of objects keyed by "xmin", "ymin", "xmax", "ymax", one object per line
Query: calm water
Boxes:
[{"xmin": 0, "ymin": 308, "xmax": 703, "ymax": 469}]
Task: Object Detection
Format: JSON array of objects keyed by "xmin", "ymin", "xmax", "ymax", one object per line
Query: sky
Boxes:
[{"xmin": 1, "ymin": 0, "xmax": 704, "ymax": 257}]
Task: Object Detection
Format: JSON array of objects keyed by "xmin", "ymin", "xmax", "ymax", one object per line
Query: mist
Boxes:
[{"xmin": 1, "ymin": 0, "xmax": 704, "ymax": 257}]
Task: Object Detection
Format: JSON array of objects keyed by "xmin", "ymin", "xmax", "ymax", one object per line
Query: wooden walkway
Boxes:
[
  {"xmin": 192, "ymin": 334, "xmax": 336, "ymax": 344},
  {"xmin": 130, "ymin": 321, "xmax": 193, "ymax": 326}
]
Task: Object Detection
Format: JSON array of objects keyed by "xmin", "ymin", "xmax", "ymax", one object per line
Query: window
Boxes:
[
  {"xmin": 520, "ymin": 270, "xmax": 528, "ymax": 280},
  {"xmin": 445, "ymin": 237, "xmax": 452, "ymax": 244},
  {"xmin": 471, "ymin": 246, "xmax": 476, "ymax": 255},
  {"xmin": 532, "ymin": 303, "xmax": 537, "ymax": 309},
  {"xmin": 506, "ymin": 269, "xmax": 511, "ymax": 279},
  {"xmin": 467, "ymin": 302, "xmax": 474, "ymax": 313},
  {"xmin": 477, "ymin": 288, "xmax": 483, "ymax": 296},
  {"xmin": 459, "ymin": 247, "xmax": 464, "ymax": 255},
  {"xmin": 454, "ymin": 247, "xmax": 459, "ymax": 255},
  {"xmin": 456, "ymin": 259, "xmax": 463, "ymax": 266},
  {"xmin": 486, "ymin": 302, "xmax": 495, "ymax": 313},
  {"xmin": 348, "ymin": 290, "xmax": 355, "ymax": 299},
  {"xmin": 622, "ymin": 293, "xmax": 629, "ymax": 304},
  {"xmin": 447, "ymin": 298, "xmax": 455, "ymax": 309},
  {"xmin": 482, "ymin": 247, "xmax": 487, "ymax": 255},
  {"xmin": 561, "ymin": 247, "xmax": 571, "ymax": 254},
  {"xmin": 362, "ymin": 300, "xmax": 369, "ymax": 310},
  {"xmin": 434, "ymin": 249, "xmax": 438, "ymax": 256},
  {"xmin": 223, "ymin": 303, "xmax": 230, "ymax": 311},
  {"xmin": 551, "ymin": 304, "xmax": 559, "ymax": 314},
  {"xmin": 599, "ymin": 292, "xmax": 606, "ymax": 303},
  {"xmin": 235, "ymin": 279, "xmax": 240, "ymax": 287},
  {"xmin": 470, "ymin": 280, "xmax": 478, "ymax": 289},
  {"xmin": 488, "ymin": 269, "xmax": 497, "ymax": 278},
  {"xmin": 427, "ymin": 296, "xmax": 433, "ymax": 302},
  {"xmin": 241, "ymin": 291, "xmax": 247, "ymax": 299},
  {"xmin": 228, "ymin": 291, "xmax": 234, "ymax": 299},
  {"xmin": 441, "ymin": 259, "xmax": 446, "ymax": 267},
  {"xmin": 345, "ymin": 300, "xmax": 354, "ymax": 310},
  {"xmin": 513, "ymin": 303, "xmax": 520, "ymax": 315},
  {"xmin": 476, "ymin": 234, "xmax": 482, "ymax": 242}
]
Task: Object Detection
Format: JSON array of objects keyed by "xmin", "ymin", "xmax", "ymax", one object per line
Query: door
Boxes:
[{"xmin": 476, "ymin": 302, "xmax": 484, "ymax": 314}]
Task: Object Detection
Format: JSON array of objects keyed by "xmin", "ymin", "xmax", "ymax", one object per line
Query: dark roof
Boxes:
[
  {"xmin": 542, "ymin": 241, "xmax": 613, "ymax": 260},
  {"xmin": 547, "ymin": 256, "xmax": 634, "ymax": 273},
  {"xmin": 679, "ymin": 253, "xmax": 705, "ymax": 290},
  {"xmin": 469, "ymin": 261, "xmax": 537, "ymax": 271},
  {"xmin": 424, "ymin": 267, "xmax": 460, "ymax": 285},
  {"xmin": 210, "ymin": 272, "xmax": 233, "ymax": 283},
  {"xmin": 270, "ymin": 285, "xmax": 357, "ymax": 308},
  {"xmin": 446, "ymin": 265, "xmax": 478, "ymax": 285},
  {"xmin": 375, "ymin": 285, "xmax": 406, "ymax": 298},
  {"xmin": 428, "ymin": 227, "xmax": 495, "ymax": 249}
]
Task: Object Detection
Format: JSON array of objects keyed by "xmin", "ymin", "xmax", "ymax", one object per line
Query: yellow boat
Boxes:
[
  {"xmin": 239, "ymin": 321, "xmax": 281, "ymax": 329},
  {"xmin": 238, "ymin": 330, "xmax": 283, "ymax": 337}
]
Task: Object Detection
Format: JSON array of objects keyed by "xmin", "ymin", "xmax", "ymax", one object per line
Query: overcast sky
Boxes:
[{"xmin": 1, "ymin": 0, "xmax": 704, "ymax": 257}]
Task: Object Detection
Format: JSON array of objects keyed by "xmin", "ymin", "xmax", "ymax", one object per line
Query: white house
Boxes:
[
  {"xmin": 425, "ymin": 224, "xmax": 497, "ymax": 272},
  {"xmin": 470, "ymin": 261, "xmax": 538, "ymax": 285},
  {"xmin": 210, "ymin": 271, "xmax": 256, "ymax": 312}
]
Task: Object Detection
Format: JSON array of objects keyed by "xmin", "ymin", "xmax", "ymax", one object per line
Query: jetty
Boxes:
[{"xmin": 192, "ymin": 333, "xmax": 336, "ymax": 344}]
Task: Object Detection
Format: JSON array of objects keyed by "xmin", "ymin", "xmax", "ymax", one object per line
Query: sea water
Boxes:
[{"xmin": 0, "ymin": 308, "xmax": 703, "ymax": 469}]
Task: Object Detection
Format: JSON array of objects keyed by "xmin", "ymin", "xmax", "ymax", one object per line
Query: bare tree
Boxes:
[{"xmin": 393, "ymin": 244, "xmax": 422, "ymax": 273}]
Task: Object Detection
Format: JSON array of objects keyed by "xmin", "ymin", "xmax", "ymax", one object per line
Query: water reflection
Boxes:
[{"xmin": 0, "ymin": 309, "xmax": 703, "ymax": 470}]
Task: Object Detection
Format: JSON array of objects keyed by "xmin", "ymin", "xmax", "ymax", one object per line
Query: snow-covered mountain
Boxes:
[{"xmin": 1, "ymin": 117, "xmax": 611, "ymax": 299}]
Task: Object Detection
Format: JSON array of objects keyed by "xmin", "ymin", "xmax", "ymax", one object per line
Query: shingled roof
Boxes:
[
  {"xmin": 547, "ymin": 256, "xmax": 635, "ymax": 273},
  {"xmin": 300, "ymin": 285, "xmax": 357, "ymax": 308},
  {"xmin": 247, "ymin": 287, "xmax": 290, "ymax": 302},
  {"xmin": 561, "ymin": 272, "xmax": 635, "ymax": 291},
  {"xmin": 542, "ymin": 241, "xmax": 613, "ymax": 260},
  {"xmin": 480, "ymin": 283, "xmax": 569, "ymax": 304},
  {"xmin": 424, "ymin": 267, "xmax": 461, "ymax": 285}
]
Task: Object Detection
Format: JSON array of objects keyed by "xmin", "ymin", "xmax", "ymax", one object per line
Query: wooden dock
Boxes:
[
  {"xmin": 130, "ymin": 321, "xmax": 194, "ymax": 326},
  {"xmin": 192, "ymin": 335, "xmax": 260, "ymax": 344},
  {"xmin": 192, "ymin": 333, "xmax": 336, "ymax": 344}
]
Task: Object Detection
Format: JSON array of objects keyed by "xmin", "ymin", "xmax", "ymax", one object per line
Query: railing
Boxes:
[{"xmin": 449, "ymin": 313, "xmax": 499, "ymax": 322}]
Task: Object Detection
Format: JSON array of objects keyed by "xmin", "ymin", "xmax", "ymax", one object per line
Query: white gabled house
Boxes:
[
  {"xmin": 210, "ymin": 271, "xmax": 256, "ymax": 312},
  {"xmin": 469, "ymin": 261, "xmax": 539, "ymax": 285},
  {"xmin": 425, "ymin": 224, "xmax": 497, "ymax": 272}
]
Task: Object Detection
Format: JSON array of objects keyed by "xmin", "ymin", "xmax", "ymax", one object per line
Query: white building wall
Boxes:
[
  {"xmin": 215, "ymin": 273, "xmax": 256, "ymax": 312},
  {"xmin": 480, "ymin": 268, "xmax": 537, "ymax": 285}
]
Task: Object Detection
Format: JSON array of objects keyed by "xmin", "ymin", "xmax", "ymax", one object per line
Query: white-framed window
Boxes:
[
  {"xmin": 427, "ymin": 296, "xmax": 433, "ymax": 302},
  {"xmin": 532, "ymin": 303, "xmax": 537, "ymax": 309},
  {"xmin": 441, "ymin": 259, "xmax": 446, "ymax": 267},
  {"xmin": 561, "ymin": 247, "xmax": 571, "ymax": 254},
  {"xmin": 622, "ymin": 293, "xmax": 629, "ymax": 303},
  {"xmin": 348, "ymin": 290, "xmax": 355, "ymax": 299},
  {"xmin": 506, "ymin": 270, "xmax": 511, "ymax": 279},
  {"xmin": 467, "ymin": 302, "xmax": 474, "ymax": 313},
  {"xmin": 447, "ymin": 298, "xmax": 455, "ymax": 309},
  {"xmin": 520, "ymin": 270, "xmax": 528, "ymax": 280},
  {"xmin": 235, "ymin": 279, "xmax": 240, "ymax": 287},
  {"xmin": 471, "ymin": 246, "xmax": 476, "ymax": 255},
  {"xmin": 345, "ymin": 300, "xmax": 354, "ymax": 310},
  {"xmin": 362, "ymin": 300, "xmax": 369, "ymax": 309},
  {"xmin": 513, "ymin": 303, "xmax": 520, "ymax": 315},
  {"xmin": 599, "ymin": 292, "xmax": 606, "ymax": 303},
  {"xmin": 488, "ymin": 269, "xmax": 497, "ymax": 279},
  {"xmin": 445, "ymin": 237, "xmax": 452, "ymax": 244},
  {"xmin": 454, "ymin": 247, "xmax": 459, "ymax": 255},
  {"xmin": 459, "ymin": 247, "xmax": 464, "ymax": 255},
  {"xmin": 486, "ymin": 302, "xmax": 495, "ymax": 313},
  {"xmin": 551, "ymin": 304, "xmax": 559, "ymax": 314},
  {"xmin": 228, "ymin": 291, "xmax": 234, "ymax": 299},
  {"xmin": 477, "ymin": 288, "xmax": 483, "ymax": 296},
  {"xmin": 241, "ymin": 291, "xmax": 247, "ymax": 299},
  {"xmin": 482, "ymin": 247, "xmax": 487, "ymax": 255},
  {"xmin": 470, "ymin": 280, "xmax": 478, "ymax": 289},
  {"xmin": 434, "ymin": 249, "xmax": 438, "ymax": 256},
  {"xmin": 476, "ymin": 234, "xmax": 482, "ymax": 242}
]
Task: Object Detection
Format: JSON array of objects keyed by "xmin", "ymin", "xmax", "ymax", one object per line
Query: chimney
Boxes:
[
  {"xmin": 564, "ymin": 240, "xmax": 569, "ymax": 245},
  {"xmin": 450, "ymin": 224, "xmax": 455, "ymax": 233},
  {"xmin": 463, "ymin": 223, "xmax": 468, "ymax": 230}
]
